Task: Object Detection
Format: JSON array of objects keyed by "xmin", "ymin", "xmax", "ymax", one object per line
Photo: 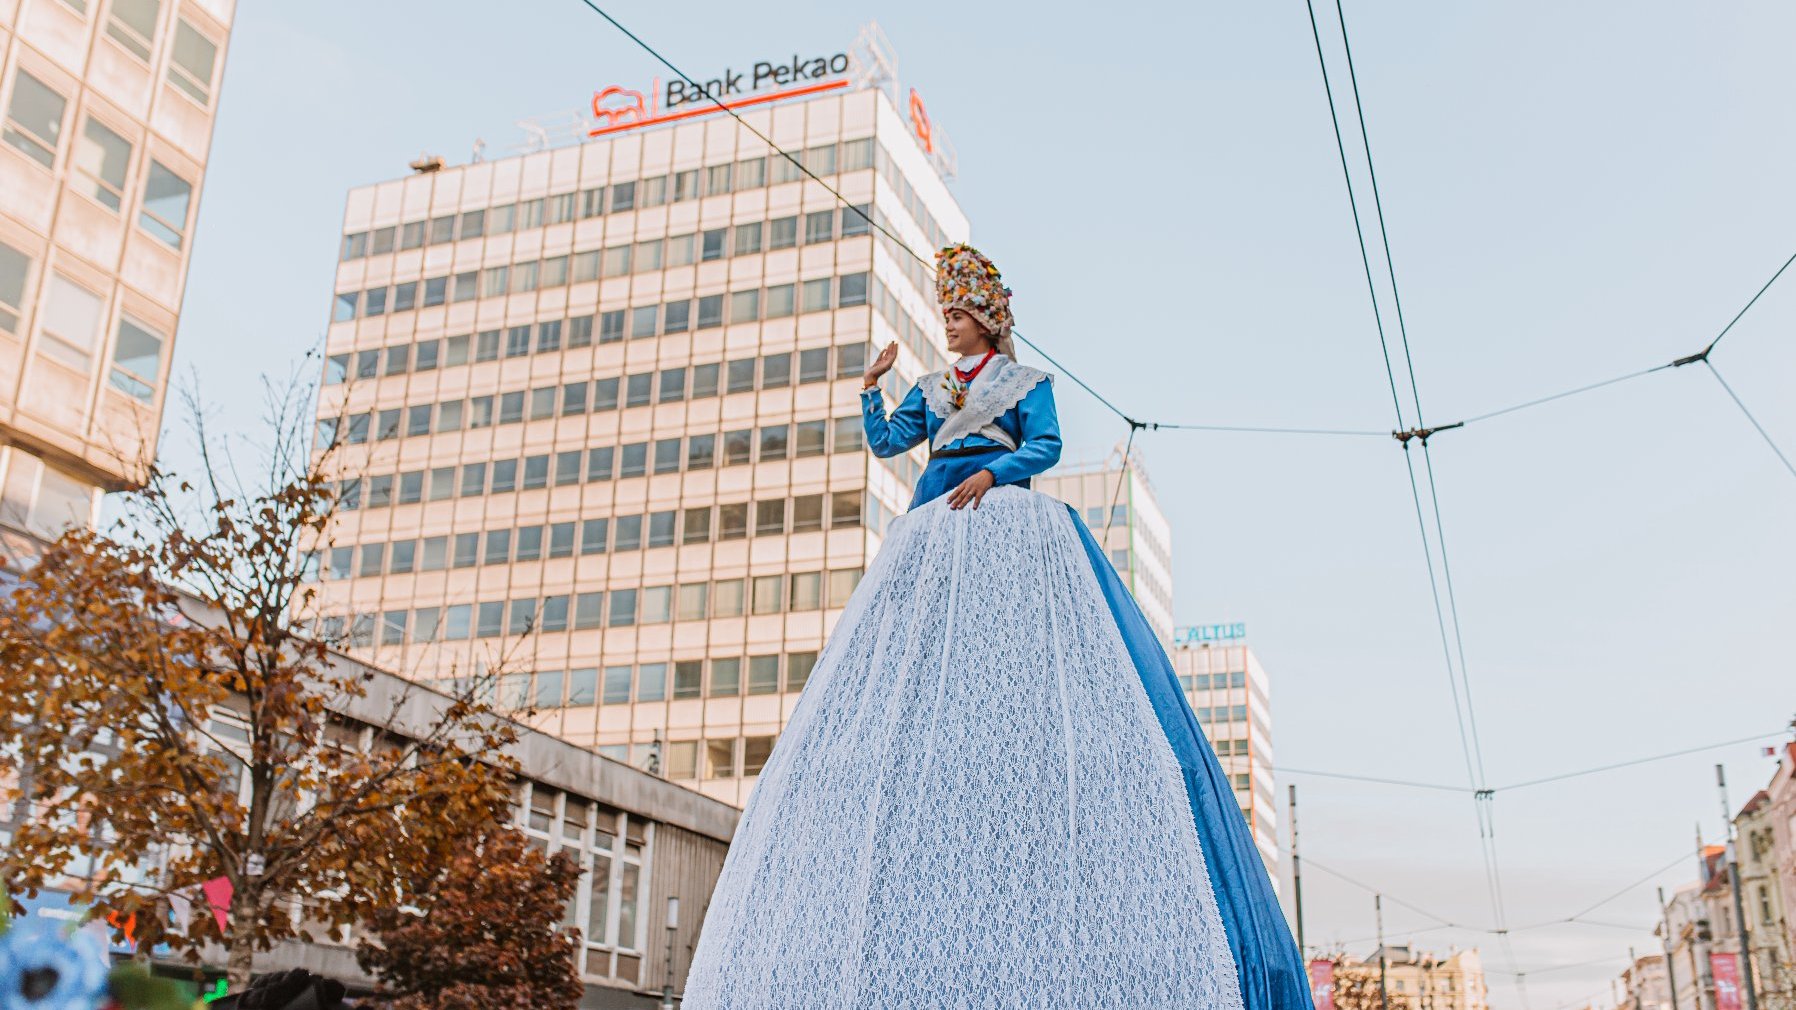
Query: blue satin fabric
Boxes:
[
  {"xmin": 862, "ymin": 376, "xmax": 1063, "ymax": 491},
  {"xmin": 908, "ymin": 449, "xmax": 1032, "ymax": 510},
  {"xmin": 1067, "ymin": 505, "xmax": 1311, "ymax": 1010}
]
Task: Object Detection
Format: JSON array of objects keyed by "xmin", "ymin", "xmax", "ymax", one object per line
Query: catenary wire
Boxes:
[
  {"xmin": 1702, "ymin": 247, "xmax": 1796, "ymax": 357},
  {"xmin": 1704, "ymin": 361, "xmax": 1796, "ymax": 480}
]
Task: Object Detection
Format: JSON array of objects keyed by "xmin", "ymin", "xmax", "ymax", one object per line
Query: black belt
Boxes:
[{"xmin": 930, "ymin": 444, "xmax": 1008, "ymax": 460}]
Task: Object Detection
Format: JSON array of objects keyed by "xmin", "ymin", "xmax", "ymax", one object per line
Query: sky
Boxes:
[{"xmin": 167, "ymin": 1, "xmax": 1796, "ymax": 1006}]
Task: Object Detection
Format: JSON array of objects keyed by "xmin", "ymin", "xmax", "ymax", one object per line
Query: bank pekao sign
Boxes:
[{"xmin": 588, "ymin": 49, "xmax": 852, "ymax": 138}]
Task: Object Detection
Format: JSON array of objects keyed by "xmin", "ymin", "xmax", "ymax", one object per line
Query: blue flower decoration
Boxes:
[{"xmin": 0, "ymin": 918, "xmax": 111, "ymax": 1010}]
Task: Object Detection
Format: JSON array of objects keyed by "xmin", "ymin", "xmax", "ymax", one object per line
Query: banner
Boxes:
[
  {"xmin": 1309, "ymin": 959, "xmax": 1336, "ymax": 1010},
  {"xmin": 1711, "ymin": 951, "xmax": 1742, "ymax": 1010}
]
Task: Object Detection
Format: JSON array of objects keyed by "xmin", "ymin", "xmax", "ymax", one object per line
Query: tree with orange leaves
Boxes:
[{"xmin": 0, "ymin": 382, "xmax": 520, "ymax": 987}]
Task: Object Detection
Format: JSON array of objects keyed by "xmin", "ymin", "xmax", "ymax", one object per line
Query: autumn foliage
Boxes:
[{"xmin": 357, "ymin": 824, "xmax": 585, "ymax": 1010}]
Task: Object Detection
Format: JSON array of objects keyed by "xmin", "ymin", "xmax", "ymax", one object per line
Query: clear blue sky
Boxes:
[{"xmin": 170, "ymin": 2, "xmax": 1796, "ymax": 1005}]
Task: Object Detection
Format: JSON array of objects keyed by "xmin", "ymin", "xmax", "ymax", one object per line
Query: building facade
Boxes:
[
  {"xmin": 1619, "ymin": 953, "xmax": 1674, "ymax": 1010},
  {"xmin": 0, "ymin": 649, "xmax": 741, "ymax": 1010},
  {"xmin": 311, "ymin": 76, "xmax": 964, "ymax": 806},
  {"xmin": 0, "ymin": 0, "xmax": 230, "ymax": 543},
  {"xmin": 1341, "ymin": 945, "xmax": 1489, "ymax": 1010},
  {"xmin": 1033, "ymin": 448, "xmax": 1175, "ymax": 645},
  {"xmin": 1169, "ymin": 631, "xmax": 1276, "ymax": 876}
]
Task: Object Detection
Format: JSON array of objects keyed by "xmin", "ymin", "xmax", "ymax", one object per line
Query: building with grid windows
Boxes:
[
  {"xmin": 312, "ymin": 80, "xmax": 966, "ymax": 807},
  {"xmin": 1035, "ymin": 450, "xmax": 1175, "ymax": 646},
  {"xmin": 0, "ymin": 0, "xmax": 230, "ymax": 548},
  {"xmin": 1171, "ymin": 630, "xmax": 1278, "ymax": 879}
]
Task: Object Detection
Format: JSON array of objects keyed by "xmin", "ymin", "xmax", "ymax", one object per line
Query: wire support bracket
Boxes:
[{"xmin": 1391, "ymin": 421, "xmax": 1465, "ymax": 446}]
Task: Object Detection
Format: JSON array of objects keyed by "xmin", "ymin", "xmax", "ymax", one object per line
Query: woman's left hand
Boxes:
[{"xmin": 947, "ymin": 470, "xmax": 997, "ymax": 510}]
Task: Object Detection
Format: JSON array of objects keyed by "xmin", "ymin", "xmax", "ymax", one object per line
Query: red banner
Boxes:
[
  {"xmin": 1711, "ymin": 951, "xmax": 1742, "ymax": 1010},
  {"xmin": 1309, "ymin": 959, "xmax": 1336, "ymax": 1010}
]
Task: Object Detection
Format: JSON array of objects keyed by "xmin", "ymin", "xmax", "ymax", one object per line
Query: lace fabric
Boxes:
[
  {"xmin": 682, "ymin": 488, "xmax": 1244, "ymax": 1009},
  {"xmin": 920, "ymin": 356, "xmax": 1051, "ymax": 451}
]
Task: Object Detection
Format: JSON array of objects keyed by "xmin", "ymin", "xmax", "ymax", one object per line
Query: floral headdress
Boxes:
[{"xmin": 934, "ymin": 243, "xmax": 1016, "ymax": 359}]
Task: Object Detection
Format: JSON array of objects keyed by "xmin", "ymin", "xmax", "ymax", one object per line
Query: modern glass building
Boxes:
[
  {"xmin": 312, "ymin": 78, "xmax": 965, "ymax": 806},
  {"xmin": 0, "ymin": 0, "xmax": 232, "ymax": 546},
  {"xmin": 1171, "ymin": 633, "xmax": 1278, "ymax": 879}
]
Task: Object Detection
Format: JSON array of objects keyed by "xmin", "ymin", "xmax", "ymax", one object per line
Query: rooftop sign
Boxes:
[
  {"xmin": 588, "ymin": 51, "xmax": 852, "ymax": 139},
  {"xmin": 1174, "ymin": 623, "xmax": 1247, "ymax": 645}
]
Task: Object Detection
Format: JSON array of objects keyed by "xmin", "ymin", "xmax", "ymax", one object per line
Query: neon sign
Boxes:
[
  {"xmin": 588, "ymin": 52, "xmax": 852, "ymax": 139},
  {"xmin": 908, "ymin": 89, "xmax": 933, "ymax": 153},
  {"xmin": 1174, "ymin": 623, "xmax": 1247, "ymax": 645}
]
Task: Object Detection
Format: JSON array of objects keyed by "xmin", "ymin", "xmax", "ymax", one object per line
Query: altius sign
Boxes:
[
  {"xmin": 588, "ymin": 51, "xmax": 852, "ymax": 138},
  {"xmin": 1174, "ymin": 623, "xmax": 1248, "ymax": 645}
]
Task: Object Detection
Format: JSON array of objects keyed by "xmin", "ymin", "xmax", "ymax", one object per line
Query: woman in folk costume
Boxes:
[{"xmin": 682, "ymin": 245, "xmax": 1309, "ymax": 1009}]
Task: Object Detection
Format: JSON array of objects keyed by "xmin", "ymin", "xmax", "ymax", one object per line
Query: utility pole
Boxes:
[
  {"xmin": 1376, "ymin": 894, "xmax": 1389, "ymax": 1010},
  {"xmin": 1290, "ymin": 785, "xmax": 1306, "ymax": 957},
  {"xmin": 1659, "ymin": 886, "xmax": 1682, "ymax": 1010},
  {"xmin": 1718, "ymin": 764, "xmax": 1759, "ymax": 1010}
]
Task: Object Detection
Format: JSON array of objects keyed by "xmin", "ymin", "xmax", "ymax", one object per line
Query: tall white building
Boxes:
[
  {"xmin": 1171, "ymin": 627, "xmax": 1277, "ymax": 877},
  {"xmin": 0, "ymin": 0, "xmax": 233, "ymax": 546},
  {"xmin": 1034, "ymin": 449, "xmax": 1175, "ymax": 644},
  {"xmin": 312, "ymin": 53, "xmax": 966, "ymax": 806}
]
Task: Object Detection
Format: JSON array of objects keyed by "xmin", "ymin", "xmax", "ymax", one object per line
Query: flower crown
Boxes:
[{"xmin": 934, "ymin": 243, "xmax": 1013, "ymax": 339}]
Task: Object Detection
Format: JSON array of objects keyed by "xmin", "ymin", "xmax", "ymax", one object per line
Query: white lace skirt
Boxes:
[{"xmin": 682, "ymin": 488, "xmax": 1245, "ymax": 1009}]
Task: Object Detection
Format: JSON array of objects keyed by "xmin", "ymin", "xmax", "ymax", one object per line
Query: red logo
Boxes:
[
  {"xmin": 590, "ymin": 85, "xmax": 650, "ymax": 132},
  {"xmin": 908, "ymin": 89, "xmax": 933, "ymax": 153}
]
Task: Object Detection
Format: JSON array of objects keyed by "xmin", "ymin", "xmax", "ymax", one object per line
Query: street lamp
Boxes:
[{"xmin": 661, "ymin": 896, "xmax": 681, "ymax": 1010}]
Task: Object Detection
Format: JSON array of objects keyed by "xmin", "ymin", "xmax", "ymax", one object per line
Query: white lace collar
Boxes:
[{"xmin": 922, "ymin": 355, "xmax": 1051, "ymax": 452}]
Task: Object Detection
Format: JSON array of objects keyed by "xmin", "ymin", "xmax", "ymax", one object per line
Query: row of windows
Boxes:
[
  {"xmin": 329, "ymin": 567, "xmax": 865, "ymax": 647},
  {"xmin": 592, "ymin": 733, "xmax": 784, "ymax": 782},
  {"xmin": 61, "ymin": 0, "xmax": 223, "ymax": 102},
  {"xmin": 494, "ymin": 650, "xmax": 822, "ymax": 714},
  {"xmin": 328, "ymin": 420, "xmax": 866, "ymax": 512},
  {"xmin": 1180, "ymin": 670, "xmax": 1249, "ymax": 692},
  {"xmin": 0, "ymin": 241, "xmax": 164, "ymax": 398},
  {"xmin": 514, "ymin": 784, "xmax": 644, "ymax": 968},
  {"xmin": 3, "ymin": 68, "xmax": 198, "ymax": 248},
  {"xmin": 331, "ymin": 218, "xmax": 874, "ymax": 323},
  {"xmin": 1194, "ymin": 704, "xmax": 1251, "ymax": 724},
  {"xmin": 339, "ymin": 139, "xmax": 881, "ymax": 262},
  {"xmin": 326, "ymin": 490, "xmax": 867, "ymax": 578}
]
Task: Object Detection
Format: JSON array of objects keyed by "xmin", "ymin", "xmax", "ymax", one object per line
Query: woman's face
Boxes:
[{"xmin": 944, "ymin": 308, "xmax": 993, "ymax": 356}]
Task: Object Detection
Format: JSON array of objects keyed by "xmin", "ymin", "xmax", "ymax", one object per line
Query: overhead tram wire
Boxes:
[{"xmin": 1704, "ymin": 360, "xmax": 1796, "ymax": 480}]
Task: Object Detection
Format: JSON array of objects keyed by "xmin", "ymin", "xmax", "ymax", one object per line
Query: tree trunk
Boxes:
[{"xmin": 225, "ymin": 882, "xmax": 257, "ymax": 989}]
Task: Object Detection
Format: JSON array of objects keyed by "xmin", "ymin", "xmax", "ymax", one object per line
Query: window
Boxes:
[
  {"xmin": 836, "ymin": 342, "xmax": 868, "ymax": 378},
  {"xmin": 389, "ymin": 541, "xmax": 416, "ymax": 574},
  {"xmin": 522, "ymin": 455, "xmax": 549, "ymax": 489},
  {"xmin": 755, "ymin": 499, "xmax": 785, "ymax": 536},
  {"xmin": 758, "ymin": 425, "xmax": 788, "ymax": 462},
  {"xmin": 665, "ymin": 233, "xmax": 696, "ymax": 266},
  {"xmin": 599, "ymin": 310, "xmax": 625, "ymax": 344},
  {"xmin": 490, "ymin": 458, "xmax": 519, "ymax": 493},
  {"xmin": 549, "ymin": 522, "xmax": 575, "ymax": 559},
  {"xmin": 510, "ymin": 261, "xmax": 538, "ymax": 293},
  {"xmin": 607, "ymin": 589, "xmax": 637, "ymax": 627},
  {"xmin": 743, "ymin": 736, "xmax": 775, "ymax": 776},
  {"xmin": 751, "ymin": 574, "xmax": 783, "ymax": 614},
  {"xmin": 691, "ymin": 363, "xmax": 720, "ymax": 398},
  {"xmin": 700, "ymin": 228, "xmax": 727, "ymax": 262},
  {"xmin": 764, "ymin": 283, "xmax": 796, "ymax": 318},
  {"xmin": 580, "ymin": 186, "xmax": 605, "ymax": 218},
  {"xmin": 772, "ymin": 151, "xmax": 804, "ymax": 183},
  {"xmin": 555, "ymin": 451, "xmax": 582, "ymax": 486},
  {"xmin": 733, "ymin": 222, "xmax": 763, "ymax": 256},
  {"xmin": 600, "ymin": 666, "xmax": 632, "ymax": 704},
  {"xmin": 339, "ymin": 233, "xmax": 367, "ymax": 261},
  {"xmin": 625, "ymin": 373, "xmax": 653, "ymax": 407},
  {"xmin": 804, "ymin": 143, "xmax": 836, "ymax": 175},
  {"xmin": 687, "ymin": 434, "xmax": 715, "ymax": 470},
  {"xmin": 653, "ymin": 439, "xmax": 681, "ymax": 475},
  {"xmin": 839, "ymin": 272, "xmax": 870, "ymax": 307},
  {"xmin": 574, "ymin": 594, "xmax": 604, "ymax": 630},
  {"xmin": 804, "ymin": 210, "xmax": 834, "ymax": 244},
  {"xmin": 828, "ymin": 567, "xmax": 863, "ymax": 606},
  {"xmin": 609, "ymin": 180, "xmax": 636, "ymax": 211},
  {"xmin": 108, "ymin": 315, "xmax": 163, "ymax": 401},
  {"xmin": 529, "ymin": 386, "xmax": 555, "ymax": 421},
  {"xmin": 423, "ymin": 276, "xmax": 447, "ymax": 306},
  {"xmin": 768, "ymin": 216, "xmax": 798, "ymax": 249},
  {"xmin": 458, "ymin": 208, "xmax": 485, "ymax": 238},
  {"xmin": 516, "ymin": 198, "xmax": 543, "ymax": 229},
  {"xmin": 453, "ymin": 271, "xmax": 478, "ymax": 302},
  {"xmin": 842, "ymin": 137, "xmax": 874, "ymax": 170},
  {"xmin": 726, "ymin": 358, "xmax": 756, "ymax": 394},
  {"xmin": 139, "ymin": 161, "xmax": 192, "ymax": 249},
  {"xmin": 363, "ymin": 286, "xmax": 388, "ymax": 317},
  {"xmin": 673, "ymin": 660, "xmax": 704, "ymax": 699},
  {"xmin": 580, "ymin": 518, "xmax": 608, "ymax": 554},
  {"xmin": 358, "ymin": 543, "xmax": 384, "ymax": 577},
  {"xmin": 786, "ymin": 651, "xmax": 818, "ymax": 692},
  {"xmin": 789, "ymin": 571, "xmax": 822, "ymax": 610},
  {"xmin": 536, "ymin": 319, "xmax": 562, "ymax": 351},
  {"xmin": 481, "ymin": 266, "xmax": 508, "ymax": 297},
  {"xmin": 712, "ymin": 503, "xmax": 748, "ymax": 542},
  {"xmin": 475, "ymin": 331, "xmax": 500, "ymax": 361},
  {"xmin": 444, "ymin": 333, "xmax": 469, "ymax": 365},
  {"xmin": 568, "ymin": 668, "xmax": 598, "ymax": 705},
  {"xmin": 696, "ymin": 294, "xmax": 724, "ymax": 328},
  {"xmin": 671, "ymin": 170, "xmax": 698, "ymax": 202},
  {"xmin": 735, "ymin": 157, "xmax": 766, "ymax": 189},
  {"xmin": 629, "ymin": 305, "xmax": 658, "ymax": 339},
  {"xmin": 663, "ymin": 299, "xmax": 691, "ymax": 333},
  {"xmin": 704, "ymin": 163, "xmax": 732, "ymax": 195},
  {"xmin": 793, "ymin": 421, "xmax": 828, "ymax": 459},
  {"xmin": 534, "ymin": 670, "xmax": 564, "ymax": 708},
  {"xmin": 792, "ymin": 493, "xmax": 824, "ymax": 532},
  {"xmin": 747, "ymin": 655, "xmax": 779, "ymax": 695},
  {"xmin": 833, "ymin": 417, "xmax": 864, "ymax": 453},
  {"xmin": 762, "ymin": 353, "xmax": 792, "ymax": 389},
  {"xmin": 366, "ymin": 473, "xmax": 394, "ymax": 506},
  {"xmin": 398, "ymin": 471, "xmax": 424, "ymax": 504},
  {"xmin": 710, "ymin": 659, "xmax": 741, "ymax": 698},
  {"xmin": 105, "ymin": 0, "xmax": 161, "ymax": 61},
  {"xmin": 841, "ymin": 203, "xmax": 872, "ymax": 237},
  {"xmin": 641, "ymin": 587, "xmax": 672, "ymax": 623},
  {"xmin": 546, "ymin": 192, "xmax": 576, "ymax": 224},
  {"xmin": 0, "ymin": 242, "xmax": 26, "ymax": 334},
  {"xmin": 728, "ymin": 289, "xmax": 760, "ymax": 323},
  {"xmin": 391, "ymin": 282, "xmax": 417, "ymax": 312},
  {"xmin": 637, "ymin": 662, "xmax": 667, "ymax": 701},
  {"xmin": 722, "ymin": 429, "xmax": 753, "ymax": 466},
  {"xmin": 75, "ymin": 118, "xmax": 131, "ymax": 210},
  {"xmin": 514, "ymin": 526, "xmax": 542, "ymax": 562},
  {"xmin": 436, "ymin": 399, "xmax": 464, "ymax": 431},
  {"xmin": 586, "ymin": 446, "xmax": 615, "ymax": 481},
  {"xmin": 706, "ymin": 739, "xmax": 736, "ymax": 778},
  {"xmin": 370, "ymin": 227, "xmax": 395, "ymax": 255},
  {"xmin": 405, "ymin": 404, "xmax": 430, "ymax": 436},
  {"xmin": 484, "ymin": 529, "xmax": 511, "ymax": 565},
  {"xmin": 613, "ymin": 514, "xmax": 643, "ymax": 550},
  {"xmin": 39, "ymin": 274, "xmax": 103, "ymax": 369},
  {"xmin": 459, "ymin": 462, "xmax": 486, "ymax": 496},
  {"xmin": 829, "ymin": 490, "xmax": 863, "ymax": 529},
  {"xmin": 498, "ymin": 391, "xmax": 524, "ymax": 424},
  {"xmin": 5, "ymin": 71, "xmax": 67, "ymax": 169},
  {"xmin": 801, "ymin": 277, "xmax": 831, "ymax": 312},
  {"xmin": 428, "ymin": 215, "xmax": 455, "ymax": 245}
]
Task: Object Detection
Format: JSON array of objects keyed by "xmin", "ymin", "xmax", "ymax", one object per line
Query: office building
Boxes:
[
  {"xmin": 0, "ymin": 0, "xmax": 231, "ymax": 544},
  {"xmin": 1171, "ymin": 628, "xmax": 1277, "ymax": 875}
]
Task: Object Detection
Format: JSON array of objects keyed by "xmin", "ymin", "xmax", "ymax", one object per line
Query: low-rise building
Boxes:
[{"xmin": 1336, "ymin": 944, "xmax": 1489, "ymax": 1010}]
